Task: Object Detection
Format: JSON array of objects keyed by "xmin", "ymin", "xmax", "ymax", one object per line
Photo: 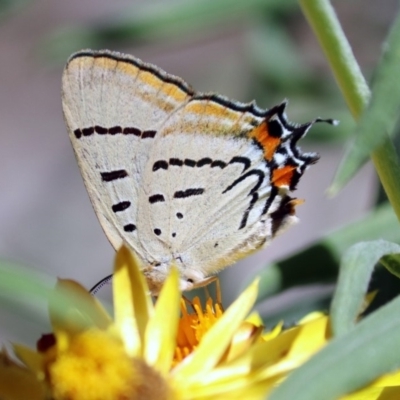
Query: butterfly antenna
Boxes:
[{"xmin": 90, "ymin": 274, "xmax": 113, "ymax": 295}]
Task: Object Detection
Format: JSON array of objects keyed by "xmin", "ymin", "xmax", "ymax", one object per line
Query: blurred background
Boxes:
[{"xmin": 0, "ymin": 0, "xmax": 397, "ymax": 345}]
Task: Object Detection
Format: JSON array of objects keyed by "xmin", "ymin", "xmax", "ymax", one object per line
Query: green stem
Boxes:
[{"xmin": 299, "ymin": 0, "xmax": 400, "ymax": 222}]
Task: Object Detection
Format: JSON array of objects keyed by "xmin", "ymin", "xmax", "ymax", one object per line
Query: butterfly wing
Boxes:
[
  {"xmin": 62, "ymin": 50, "xmax": 192, "ymax": 258},
  {"xmin": 62, "ymin": 49, "xmax": 320, "ymax": 293}
]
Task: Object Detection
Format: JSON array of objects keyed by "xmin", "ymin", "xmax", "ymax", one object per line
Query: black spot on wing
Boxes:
[
  {"xmin": 222, "ymin": 169, "xmax": 265, "ymax": 196},
  {"xmin": 239, "ymin": 192, "xmax": 259, "ymax": 230},
  {"xmin": 142, "ymin": 130, "xmax": 157, "ymax": 139},
  {"xmin": 267, "ymin": 119, "xmax": 283, "ymax": 138},
  {"xmin": 124, "ymin": 224, "xmax": 136, "ymax": 232},
  {"xmin": 123, "ymin": 127, "xmax": 141, "ymax": 136},
  {"xmin": 229, "ymin": 156, "xmax": 251, "ymax": 172},
  {"xmin": 184, "ymin": 159, "xmax": 196, "ymax": 167},
  {"xmin": 95, "ymin": 125, "xmax": 108, "ymax": 134},
  {"xmin": 170, "ymin": 158, "xmax": 183, "ymax": 166},
  {"xmin": 197, "ymin": 157, "xmax": 212, "ymax": 167},
  {"xmin": 82, "ymin": 127, "xmax": 94, "ymax": 136},
  {"xmin": 174, "ymin": 188, "xmax": 205, "ymax": 198},
  {"xmin": 153, "ymin": 160, "xmax": 168, "ymax": 171},
  {"xmin": 112, "ymin": 201, "xmax": 131, "ymax": 213},
  {"xmin": 211, "ymin": 160, "xmax": 227, "ymax": 169},
  {"xmin": 149, "ymin": 194, "xmax": 165, "ymax": 204},
  {"xmin": 109, "ymin": 126, "xmax": 122, "ymax": 135},
  {"xmin": 100, "ymin": 169, "xmax": 128, "ymax": 182},
  {"xmin": 74, "ymin": 128, "xmax": 82, "ymax": 138}
]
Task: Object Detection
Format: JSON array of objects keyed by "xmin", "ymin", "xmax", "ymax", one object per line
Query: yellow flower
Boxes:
[{"xmin": 1, "ymin": 245, "xmax": 399, "ymax": 400}]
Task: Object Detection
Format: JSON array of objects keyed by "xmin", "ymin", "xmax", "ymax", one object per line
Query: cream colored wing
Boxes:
[
  {"xmin": 62, "ymin": 50, "xmax": 192, "ymax": 258},
  {"xmin": 62, "ymin": 49, "xmax": 322, "ymax": 293},
  {"xmin": 138, "ymin": 97, "xmax": 319, "ymax": 289}
]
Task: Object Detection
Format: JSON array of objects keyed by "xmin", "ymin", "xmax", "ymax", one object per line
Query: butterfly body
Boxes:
[{"xmin": 62, "ymin": 50, "xmax": 320, "ymax": 294}]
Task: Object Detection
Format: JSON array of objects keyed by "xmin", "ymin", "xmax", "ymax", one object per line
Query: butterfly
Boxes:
[{"xmin": 62, "ymin": 49, "xmax": 331, "ymax": 294}]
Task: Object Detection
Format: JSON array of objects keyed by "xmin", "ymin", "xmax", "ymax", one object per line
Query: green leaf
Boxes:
[
  {"xmin": 330, "ymin": 9, "xmax": 400, "ymax": 193},
  {"xmin": 0, "ymin": 261, "xmax": 109, "ymax": 330},
  {"xmin": 0, "ymin": 261, "xmax": 53, "ymax": 301},
  {"xmin": 330, "ymin": 240, "xmax": 400, "ymax": 337},
  {"xmin": 0, "ymin": 260, "xmax": 54, "ymax": 324},
  {"xmin": 252, "ymin": 202, "xmax": 400, "ymax": 302},
  {"xmin": 269, "ymin": 293, "xmax": 400, "ymax": 400}
]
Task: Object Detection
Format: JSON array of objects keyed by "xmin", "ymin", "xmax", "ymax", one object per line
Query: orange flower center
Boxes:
[{"xmin": 174, "ymin": 297, "xmax": 223, "ymax": 365}]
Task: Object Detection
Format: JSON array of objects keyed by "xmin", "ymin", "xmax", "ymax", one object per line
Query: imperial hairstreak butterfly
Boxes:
[{"xmin": 62, "ymin": 49, "xmax": 333, "ymax": 294}]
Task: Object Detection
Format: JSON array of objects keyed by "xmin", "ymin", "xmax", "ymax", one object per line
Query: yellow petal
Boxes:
[
  {"xmin": 246, "ymin": 312, "xmax": 263, "ymax": 327},
  {"xmin": 340, "ymin": 387, "xmax": 400, "ymax": 400},
  {"xmin": 286, "ymin": 314, "xmax": 328, "ymax": 360},
  {"xmin": 369, "ymin": 369, "xmax": 400, "ymax": 387},
  {"xmin": 201, "ymin": 324, "xmax": 304, "ymax": 386},
  {"xmin": 113, "ymin": 245, "xmax": 152, "ymax": 355},
  {"xmin": 174, "ymin": 279, "xmax": 259, "ymax": 382},
  {"xmin": 0, "ymin": 350, "xmax": 46, "ymax": 400},
  {"xmin": 224, "ymin": 321, "xmax": 263, "ymax": 362},
  {"xmin": 177, "ymin": 368, "xmax": 273, "ymax": 400},
  {"xmin": 263, "ymin": 321, "xmax": 284, "ymax": 341},
  {"xmin": 339, "ymin": 369, "xmax": 400, "ymax": 399},
  {"xmin": 12, "ymin": 344, "xmax": 44, "ymax": 377},
  {"xmin": 49, "ymin": 279, "xmax": 112, "ymax": 336},
  {"xmin": 144, "ymin": 267, "xmax": 180, "ymax": 374},
  {"xmin": 252, "ymin": 316, "xmax": 329, "ymax": 380}
]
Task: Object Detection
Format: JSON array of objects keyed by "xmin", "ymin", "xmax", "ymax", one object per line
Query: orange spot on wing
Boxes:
[
  {"xmin": 272, "ymin": 165, "xmax": 296, "ymax": 187},
  {"xmin": 248, "ymin": 122, "xmax": 281, "ymax": 161}
]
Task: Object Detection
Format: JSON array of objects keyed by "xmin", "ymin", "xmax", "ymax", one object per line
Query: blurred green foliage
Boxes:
[{"xmin": 0, "ymin": 0, "xmax": 31, "ymax": 20}]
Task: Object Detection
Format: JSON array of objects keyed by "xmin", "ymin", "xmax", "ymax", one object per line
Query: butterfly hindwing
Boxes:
[{"xmin": 140, "ymin": 98, "xmax": 308, "ymax": 277}]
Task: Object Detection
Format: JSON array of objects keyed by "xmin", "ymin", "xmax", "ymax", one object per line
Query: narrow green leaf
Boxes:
[
  {"xmin": 330, "ymin": 10, "xmax": 400, "ymax": 195},
  {"xmin": 269, "ymin": 294, "xmax": 400, "ymax": 400},
  {"xmin": 330, "ymin": 240, "xmax": 400, "ymax": 337}
]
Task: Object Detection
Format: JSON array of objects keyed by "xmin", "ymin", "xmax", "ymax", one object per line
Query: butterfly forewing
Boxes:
[{"xmin": 62, "ymin": 51, "xmax": 192, "ymax": 258}]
